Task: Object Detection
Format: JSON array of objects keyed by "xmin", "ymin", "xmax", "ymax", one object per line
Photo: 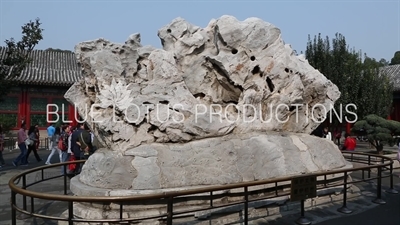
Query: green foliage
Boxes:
[
  {"xmin": 389, "ymin": 51, "xmax": 400, "ymax": 65},
  {"xmin": 357, "ymin": 56, "xmax": 393, "ymax": 118},
  {"xmin": 352, "ymin": 114, "xmax": 400, "ymax": 152},
  {"xmin": 0, "ymin": 18, "xmax": 44, "ymax": 100},
  {"xmin": 305, "ymin": 33, "xmax": 393, "ymax": 124},
  {"xmin": 0, "ymin": 116, "xmax": 17, "ymax": 134},
  {"xmin": 45, "ymin": 48, "xmax": 72, "ymax": 53},
  {"xmin": 378, "ymin": 58, "xmax": 389, "ymax": 66}
]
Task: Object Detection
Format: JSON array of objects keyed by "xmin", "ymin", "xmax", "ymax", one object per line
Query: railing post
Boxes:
[
  {"xmin": 368, "ymin": 155, "xmax": 371, "ymax": 178},
  {"xmin": 31, "ymin": 197, "xmax": 34, "ymax": 214},
  {"xmin": 22, "ymin": 175, "xmax": 27, "ymax": 211},
  {"xmin": 372, "ymin": 166, "xmax": 386, "ymax": 204},
  {"xmin": 295, "ymin": 199, "xmax": 311, "ymax": 225},
  {"xmin": 362, "ymin": 169, "xmax": 365, "ymax": 180},
  {"xmin": 244, "ymin": 186, "xmax": 248, "ymax": 225},
  {"xmin": 337, "ymin": 172, "xmax": 352, "ymax": 214},
  {"xmin": 120, "ymin": 202, "xmax": 123, "ymax": 221},
  {"xmin": 210, "ymin": 191, "xmax": 213, "ymax": 207},
  {"xmin": 385, "ymin": 163, "xmax": 398, "ymax": 194},
  {"xmin": 68, "ymin": 201, "xmax": 74, "ymax": 225},
  {"xmin": 366, "ymin": 155, "xmax": 374, "ymax": 184},
  {"xmin": 63, "ymin": 165, "xmax": 68, "ymax": 195},
  {"xmin": 167, "ymin": 197, "xmax": 173, "ymax": 225},
  {"xmin": 11, "ymin": 190, "xmax": 16, "ymax": 225}
]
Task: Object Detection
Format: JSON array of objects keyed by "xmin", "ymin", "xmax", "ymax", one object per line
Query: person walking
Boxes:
[
  {"xmin": 45, "ymin": 126, "xmax": 61, "ymax": 165},
  {"xmin": 47, "ymin": 123, "xmax": 55, "ymax": 151},
  {"xmin": 12, "ymin": 123, "xmax": 29, "ymax": 166},
  {"xmin": 70, "ymin": 123, "xmax": 85, "ymax": 173},
  {"xmin": 0, "ymin": 125, "xmax": 6, "ymax": 168},
  {"xmin": 34, "ymin": 124, "xmax": 40, "ymax": 150},
  {"xmin": 341, "ymin": 133, "xmax": 356, "ymax": 151},
  {"xmin": 78, "ymin": 123, "xmax": 94, "ymax": 159},
  {"xmin": 60, "ymin": 125, "xmax": 71, "ymax": 174},
  {"xmin": 66, "ymin": 126, "xmax": 77, "ymax": 176},
  {"xmin": 25, "ymin": 126, "xmax": 42, "ymax": 163},
  {"xmin": 311, "ymin": 124, "xmax": 324, "ymax": 138},
  {"xmin": 67, "ymin": 126, "xmax": 76, "ymax": 156},
  {"xmin": 323, "ymin": 127, "xmax": 332, "ymax": 141},
  {"xmin": 334, "ymin": 129, "xmax": 342, "ymax": 146}
]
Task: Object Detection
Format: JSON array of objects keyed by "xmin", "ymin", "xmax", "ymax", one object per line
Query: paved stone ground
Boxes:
[
  {"xmin": 0, "ymin": 143, "xmax": 399, "ymax": 225},
  {"xmin": 259, "ymin": 172, "xmax": 400, "ymax": 225},
  {"xmin": 0, "ymin": 148, "xmax": 71, "ymax": 225}
]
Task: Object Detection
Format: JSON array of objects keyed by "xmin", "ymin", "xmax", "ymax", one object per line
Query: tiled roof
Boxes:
[
  {"xmin": 380, "ymin": 64, "xmax": 400, "ymax": 91},
  {"xmin": 0, "ymin": 46, "xmax": 82, "ymax": 86}
]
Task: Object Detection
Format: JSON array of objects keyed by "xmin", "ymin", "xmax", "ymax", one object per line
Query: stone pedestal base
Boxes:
[
  {"xmin": 63, "ymin": 132, "xmax": 352, "ymax": 224},
  {"xmin": 61, "ymin": 164, "xmax": 352, "ymax": 224}
]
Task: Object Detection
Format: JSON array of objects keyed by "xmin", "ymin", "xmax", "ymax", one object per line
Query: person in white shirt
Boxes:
[{"xmin": 323, "ymin": 127, "xmax": 332, "ymax": 141}]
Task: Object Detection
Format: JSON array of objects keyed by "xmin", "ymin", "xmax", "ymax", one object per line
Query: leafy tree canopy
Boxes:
[
  {"xmin": 352, "ymin": 114, "xmax": 400, "ymax": 152},
  {"xmin": 389, "ymin": 51, "xmax": 400, "ymax": 65},
  {"xmin": 45, "ymin": 48, "xmax": 72, "ymax": 53},
  {"xmin": 0, "ymin": 18, "xmax": 43, "ymax": 100},
  {"xmin": 0, "ymin": 116, "xmax": 17, "ymax": 134},
  {"xmin": 305, "ymin": 33, "xmax": 393, "ymax": 125}
]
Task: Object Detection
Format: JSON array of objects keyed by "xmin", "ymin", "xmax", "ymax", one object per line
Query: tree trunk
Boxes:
[{"xmin": 376, "ymin": 144, "xmax": 384, "ymax": 155}]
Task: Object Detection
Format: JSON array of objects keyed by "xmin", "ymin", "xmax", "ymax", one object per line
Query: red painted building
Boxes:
[{"xmin": 0, "ymin": 47, "xmax": 82, "ymax": 131}]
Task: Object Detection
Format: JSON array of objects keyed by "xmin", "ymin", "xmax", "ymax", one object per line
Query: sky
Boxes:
[{"xmin": 0, "ymin": 0, "xmax": 399, "ymax": 61}]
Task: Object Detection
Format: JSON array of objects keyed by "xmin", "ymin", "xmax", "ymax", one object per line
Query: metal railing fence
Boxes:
[{"xmin": 8, "ymin": 151, "xmax": 399, "ymax": 225}]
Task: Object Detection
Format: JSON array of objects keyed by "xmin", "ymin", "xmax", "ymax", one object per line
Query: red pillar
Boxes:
[
  {"xmin": 25, "ymin": 89, "xmax": 30, "ymax": 126},
  {"xmin": 69, "ymin": 104, "xmax": 78, "ymax": 126},
  {"xmin": 19, "ymin": 87, "xmax": 28, "ymax": 127},
  {"xmin": 387, "ymin": 115, "xmax": 391, "ymax": 120},
  {"xmin": 17, "ymin": 92, "xmax": 24, "ymax": 128},
  {"xmin": 346, "ymin": 122, "xmax": 352, "ymax": 134}
]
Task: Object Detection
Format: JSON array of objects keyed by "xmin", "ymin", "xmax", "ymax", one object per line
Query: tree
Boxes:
[
  {"xmin": 0, "ymin": 18, "xmax": 43, "ymax": 100},
  {"xmin": 305, "ymin": 33, "xmax": 393, "ymax": 125},
  {"xmin": 359, "ymin": 56, "xmax": 393, "ymax": 118},
  {"xmin": 0, "ymin": 116, "xmax": 17, "ymax": 134},
  {"xmin": 389, "ymin": 51, "xmax": 400, "ymax": 65},
  {"xmin": 352, "ymin": 114, "xmax": 400, "ymax": 154},
  {"xmin": 45, "ymin": 48, "xmax": 72, "ymax": 53},
  {"xmin": 378, "ymin": 58, "xmax": 389, "ymax": 66}
]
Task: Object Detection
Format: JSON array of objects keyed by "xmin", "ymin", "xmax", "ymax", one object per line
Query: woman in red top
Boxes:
[{"xmin": 341, "ymin": 133, "xmax": 356, "ymax": 151}]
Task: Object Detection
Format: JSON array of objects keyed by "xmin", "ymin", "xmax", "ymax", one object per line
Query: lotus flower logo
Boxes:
[{"xmin": 97, "ymin": 78, "xmax": 133, "ymax": 111}]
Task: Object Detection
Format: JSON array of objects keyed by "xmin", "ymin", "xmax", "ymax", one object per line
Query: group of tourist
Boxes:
[
  {"xmin": 312, "ymin": 125, "xmax": 356, "ymax": 151},
  {"xmin": 9, "ymin": 123, "xmax": 42, "ymax": 167},
  {"xmin": 9, "ymin": 122, "xmax": 95, "ymax": 174}
]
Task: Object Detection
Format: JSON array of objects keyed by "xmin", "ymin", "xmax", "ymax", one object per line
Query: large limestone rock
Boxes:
[
  {"xmin": 75, "ymin": 132, "xmax": 348, "ymax": 191},
  {"xmin": 64, "ymin": 15, "xmax": 348, "ymax": 224},
  {"xmin": 65, "ymin": 15, "xmax": 346, "ymax": 192},
  {"xmin": 65, "ymin": 15, "xmax": 340, "ymax": 153}
]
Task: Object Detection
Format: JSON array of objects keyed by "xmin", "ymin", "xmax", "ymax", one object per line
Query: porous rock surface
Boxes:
[
  {"xmin": 65, "ymin": 15, "xmax": 345, "ymax": 191},
  {"xmin": 75, "ymin": 132, "xmax": 348, "ymax": 190},
  {"xmin": 65, "ymin": 15, "xmax": 340, "ymax": 152}
]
